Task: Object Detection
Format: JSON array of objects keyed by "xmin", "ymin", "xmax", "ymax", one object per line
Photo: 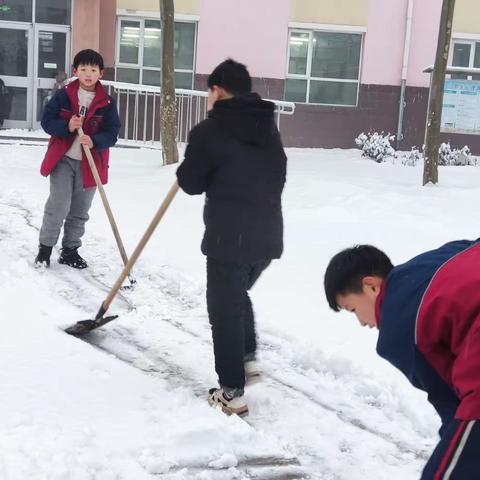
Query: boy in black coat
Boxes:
[{"xmin": 176, "ymin": 59, "xmax": 287, "ymax": 416}]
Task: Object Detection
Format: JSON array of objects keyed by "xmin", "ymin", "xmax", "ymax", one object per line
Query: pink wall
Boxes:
[
  {"xmin": 407, "ymin": 0, "xmax": 442, "ymax": 87},
  {"xmin": 72, "ymin": 0, "xmax": 101, "ymax": 65},
  {"xmin": 73, "ymin": 0, "xmax": 115, "ymax": 71},
  {"xmin": 99, "ymin": 0, "xmax": 117, "ymax": 68},
  {"xmin": 195, "ymin": 0, "xmax": 290, "ymax": 79},
  {"xmin": 361, "ymin": 0, "xmax": 408, "ymax": 86},
  {"xmin": 361, "ymin": 0, "xmax": 442, "ymax": 88}
]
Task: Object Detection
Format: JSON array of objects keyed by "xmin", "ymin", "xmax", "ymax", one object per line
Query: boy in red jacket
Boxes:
[
  {"xmin": 324, "ymin": 240, "xmax": 480, "ymax": 479},
  {"xmin": 35, "ymin": 49, "xmax": 120, "ymax": 269}
]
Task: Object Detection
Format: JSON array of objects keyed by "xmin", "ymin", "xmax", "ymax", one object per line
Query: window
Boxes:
[
  {"xmin": 0, "ymin": 0, "xmax": 71, "ymax": 24},
  {"xmin": 0, "ymin": 28, "xmax": 28, "ymax": 76},
  {"xmin": 116, "ymin": 17, "xmax": 196, "ymax": 89},
  {"xmin": 35, "ymin": 0, "xmax": 71, "ymax": 25},
  {"xmin": 285, "ymin": 29, "xmax": 362, "ymax": 106},
  {"xmin": 0, "ymin": 0, "xmax": 32, "ymax": 22},
  {"xmin": 451, "ymin": 40, "xmax": 480, "ymax": 80}
]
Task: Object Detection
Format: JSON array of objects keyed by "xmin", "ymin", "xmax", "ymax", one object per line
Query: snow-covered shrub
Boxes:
[
  {"xmin": 400, "ymin": 144, "xmax": 476, "ymax": 167},
  {"xmin": 402, "ymin": 147, "xmax": 423, "ymax": 166},
  {"xmin": 438, "ymin": 143, "xmax": 474, "ymax": 166},
  {"xmin": 355, "ymin": 132, "xmax": 396, "ymax": 163}
]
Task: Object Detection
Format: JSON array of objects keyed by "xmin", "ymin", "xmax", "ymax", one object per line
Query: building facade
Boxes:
[{"xmin": 1, "ymin": 0, "xmax": 479, "ymax": 151}]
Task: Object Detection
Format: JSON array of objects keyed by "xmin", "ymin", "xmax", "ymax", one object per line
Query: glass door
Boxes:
[
  {"xmin": 0, "ymin": 22, "xmax": 33, "ymax": 129},
  {"xmin": 33, "ymin": 24, "xmax": 70, "ymax": 128}
]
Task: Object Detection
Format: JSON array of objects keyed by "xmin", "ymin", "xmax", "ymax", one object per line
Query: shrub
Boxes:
[
  {"xmin": 355, "ymin": 132, "xmax": 396, "ymax": 162},
  {"xmin": 438, "ymin": 143, "xmax": 473, "ymax": 166},
  {"xmin": 400, "ymin": 143, "xmax": 476, "ymax": 167},
  {"xmin": 401, "ymin": 147, "xmax": 423, "ymax": 166}
]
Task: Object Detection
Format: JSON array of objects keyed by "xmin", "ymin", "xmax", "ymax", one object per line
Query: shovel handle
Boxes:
[
  {"xmin": 77, "ymin": 123, "xmax": 131, "ymax": 270},
  {"xmin": 102, "ymin": 181, "xmax": 180, "ymax": 312}
]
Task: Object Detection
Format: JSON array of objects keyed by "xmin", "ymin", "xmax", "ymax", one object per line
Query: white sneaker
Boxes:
[
  {"xmin": 208, "ymin": 387, "xmax": 249, "ymax": 417},
  {"xmin": 245, "ymin": 360, "xmax": 262, "ymax": 385}
]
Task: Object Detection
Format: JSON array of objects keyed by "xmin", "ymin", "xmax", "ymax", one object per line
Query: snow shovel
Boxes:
[
  {"xmin": 78, "ymin": 106, "xmax": 136, "ymax": 289},
  {"xmin": 65, "ymin": 180, "xmax": 180, "ymax": 335}
]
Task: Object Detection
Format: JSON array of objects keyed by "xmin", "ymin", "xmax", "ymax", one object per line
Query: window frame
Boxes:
[
  {"xmin": 450, "ymin": 39, "xmax": 480, "ymax": 80},
  {"xmin": 115, "ymin": 15, "xmax": 197, "ymax": 89},
  {"xmin": 285, "ymin": 27, "xmax": 364, "ymax": 107}
]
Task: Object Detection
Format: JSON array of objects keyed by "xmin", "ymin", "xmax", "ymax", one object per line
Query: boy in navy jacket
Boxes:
[
  {"xmin": 324, "ymin": 240, "xmax": 480, "ymax": 479},
  {"xmin": 35, "ymin": 49, "xmax": 120, "ymax": 269}
]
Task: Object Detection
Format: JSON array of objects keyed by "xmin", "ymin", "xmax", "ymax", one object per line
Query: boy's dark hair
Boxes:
[
  {"xmin": 73, "ymin": 49, "xmax": 104, "ymax": 70},
  {"xmin": 207, "ymin": 59, "xmax": 252, "ymax": 96},
  {"xmin": 324, "ymin": 245, "xmax": 394, "ymax": 312}
]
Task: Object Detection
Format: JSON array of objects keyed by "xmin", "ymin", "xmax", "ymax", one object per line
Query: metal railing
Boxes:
[{"xmin": 101, "ymin": 80, "xmax": 295, "ymax": 146}]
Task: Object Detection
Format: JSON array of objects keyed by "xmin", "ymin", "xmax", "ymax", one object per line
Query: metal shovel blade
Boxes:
[{"xmin": 65, "ymin": 315, "xmax": 119, "ymax": 335}]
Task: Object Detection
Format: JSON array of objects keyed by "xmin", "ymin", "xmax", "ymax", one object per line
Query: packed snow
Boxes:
[{"xmin": 1, "ymin": 141, "xmax": 479, "ymax": 479}]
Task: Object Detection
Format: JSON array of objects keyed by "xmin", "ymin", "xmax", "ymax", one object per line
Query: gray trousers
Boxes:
[{"xmin": 39, "ymin": 156, "xmax": 96, "ymax": 249}]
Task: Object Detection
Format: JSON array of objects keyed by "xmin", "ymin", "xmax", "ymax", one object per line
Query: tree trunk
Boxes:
[
  {"xmin": 159, "ymin": 0, "xmax": 178, "ymax": 165},
  {"xmin": 422, "ymin": 0, "xmax": 456, "ymax": 185}
]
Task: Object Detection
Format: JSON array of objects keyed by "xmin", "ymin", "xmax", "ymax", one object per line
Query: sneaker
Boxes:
[
  {"xmin": 58, "ymin": 247, "xmax": 88, "ymax": 269},
  {"xmin": 245, "ymin": 360, "xmax": 262, "ymax": 385},
  {"xmin": 208, "ymin": 387, "xmax": 249, "ymax": 417},
  {"xmin": 35, "ymin": 244, "xmax": 53, "ymax": 267}
]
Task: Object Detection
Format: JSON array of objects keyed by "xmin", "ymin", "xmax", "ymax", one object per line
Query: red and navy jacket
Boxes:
[
  {"xmin": 376, "ymin": 239, "xmax": 480, "ymax": 433},
  {"xmin": 40, "ymin": 79, "xmax": 121, "ymax": 188}
]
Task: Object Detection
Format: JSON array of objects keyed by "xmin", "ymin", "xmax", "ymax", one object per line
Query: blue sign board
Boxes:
[{"xmin": 442, "ymin": 79, "xmax": 480, "ymax": 135}]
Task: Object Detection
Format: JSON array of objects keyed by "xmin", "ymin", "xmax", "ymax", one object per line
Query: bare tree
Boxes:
[
  {"xmin": 423, "ymin": 0, "xmax": 456, "ymax": 185},
  {"xmin": 159, "ymin": 0, "xmax": 179, "ymax": 165}
]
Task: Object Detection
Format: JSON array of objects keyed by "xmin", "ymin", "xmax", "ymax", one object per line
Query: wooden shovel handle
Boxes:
[
  {"xmin": 77, "ymin": 125, "xmax": 130, "ymax": 269},
  {"xmin": 101, "ymin": 181, "xmax": 180, "ymax": 313}
]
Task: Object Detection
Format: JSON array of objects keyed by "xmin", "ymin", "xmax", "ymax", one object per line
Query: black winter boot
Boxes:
[
  {"xmin": 35, "ymin": 244, "xmax": 53, "ymax": 267},
  {"xmin": 58, "ymin": 247, "xmax": 88, "ymax": 269}
]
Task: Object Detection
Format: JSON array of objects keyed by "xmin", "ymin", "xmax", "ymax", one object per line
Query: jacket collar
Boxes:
[
  {"xmin": 65, "ymin": 79, "xmax": 110, "ymax": 117},
  {"xmin": 375, "ymin": 280, "xmax": 387, "ymax": 328}
]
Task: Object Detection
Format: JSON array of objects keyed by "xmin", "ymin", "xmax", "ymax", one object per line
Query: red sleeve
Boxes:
[
  {"xmin": 452, "ymin": 318, "xmax": 480, "ymax": 418},
  {"xmin": 416, "ymin": 244, "xmax": 480, "ymax": 420}
]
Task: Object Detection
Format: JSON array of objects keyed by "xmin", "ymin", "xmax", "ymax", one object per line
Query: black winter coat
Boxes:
[{"xmin": 176, "ymin": 93, "xmax": 287, "ymax": 263}]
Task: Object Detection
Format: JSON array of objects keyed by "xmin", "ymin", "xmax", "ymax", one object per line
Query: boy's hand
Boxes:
[
  {"xmin": 68, "ymin": 115, "xmax": 83, "ymax": 132},
  {"xmin": 79, "ymin": 134, "xmax": 93, "ymax": 149}
]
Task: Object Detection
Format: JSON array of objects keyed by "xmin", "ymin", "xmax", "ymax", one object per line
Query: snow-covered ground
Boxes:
[{"xmin": 1, "ymin": 142, "xmax": 479, "ymax": 480}]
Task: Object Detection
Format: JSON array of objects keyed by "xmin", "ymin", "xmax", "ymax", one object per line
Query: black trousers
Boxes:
[
  {"xmin": 206, "ymin": 257, "xmax": 271, "ymax": 390},
  {"xmin": 421, "ymin": 419, "xmax": 480, "ymax": 479}
]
